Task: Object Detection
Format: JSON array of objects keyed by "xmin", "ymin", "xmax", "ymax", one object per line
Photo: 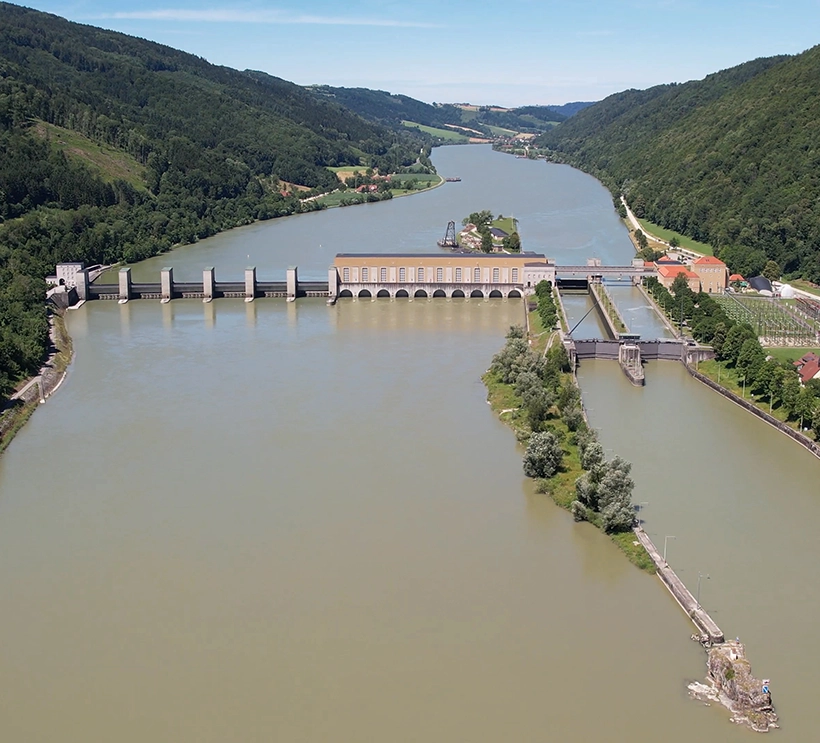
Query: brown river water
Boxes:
[{"xmin": 0, "ymin": 146, "xmax": 816, "ymax": 740}]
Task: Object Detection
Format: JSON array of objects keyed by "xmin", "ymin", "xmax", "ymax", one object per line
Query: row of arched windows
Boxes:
[{"xmin": 341, "ymin": 267, "xmax": 519, "ymax": 284}]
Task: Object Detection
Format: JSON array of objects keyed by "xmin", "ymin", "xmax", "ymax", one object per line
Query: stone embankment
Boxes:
[{"xmin": 0, "ymin": 314, "xmax": 71, "ymax": 450}]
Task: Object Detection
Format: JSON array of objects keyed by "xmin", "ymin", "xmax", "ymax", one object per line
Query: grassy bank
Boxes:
[
  {"xmin": 483, "ymin": 316, "xmax": 655, "ymax": 574},
  {"xmin": 637, "ymin": 218, "xmax": 714, "ymax": 256},
  {"xmin": 401, "ymin": 121, "xmax": 469, "ymax": 142}
]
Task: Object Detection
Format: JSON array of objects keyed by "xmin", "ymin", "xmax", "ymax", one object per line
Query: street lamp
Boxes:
[
  {"xmin": 663, "ymin": 535, "xmax": 676, "ymax": 564},
  {"xmin": 696, "ymin": 572, "xmax": 710, "ymax": 610}
]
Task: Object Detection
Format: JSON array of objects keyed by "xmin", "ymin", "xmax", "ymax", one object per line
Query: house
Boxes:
[
  {"xmin": 489, "ymin": 227, "xmax": 509, "ymax": 239},
  {"xmin": 691, "ymin": 256, "xmax": 728, "ymax": 293},
  {"xmin": 794, "ymin": 353, "xmax": 820, "ymax": 385},
  {"xmin": 656, "ymin": 263, "xmax": 700, "ymax": 292}
]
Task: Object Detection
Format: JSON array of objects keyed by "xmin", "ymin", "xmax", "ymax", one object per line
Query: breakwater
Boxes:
[{"xmin": 633, "ymin": 526, "xmax": 724, "ymax": 644}]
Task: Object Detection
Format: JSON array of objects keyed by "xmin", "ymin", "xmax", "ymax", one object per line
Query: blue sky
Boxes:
[{"xmin": 17, "ymin": 1, "xmax": 820, "ymax": 106}]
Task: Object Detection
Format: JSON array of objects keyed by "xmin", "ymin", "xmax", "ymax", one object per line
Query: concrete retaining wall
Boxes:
[{"xmin": 588, "ymin": 283, "xmax": 619, "ymax": 340}]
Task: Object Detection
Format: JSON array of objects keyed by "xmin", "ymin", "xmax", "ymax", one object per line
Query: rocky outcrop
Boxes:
[{"xmin": 689, "ymin": 640, "xmax": 778, "ymax": 732}]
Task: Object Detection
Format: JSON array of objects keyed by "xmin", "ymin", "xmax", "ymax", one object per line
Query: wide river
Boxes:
[{"xmin": 1, "ymin": 146, "xmax": 817, "ymax": 741}]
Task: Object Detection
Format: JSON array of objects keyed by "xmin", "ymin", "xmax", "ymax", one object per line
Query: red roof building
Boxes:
[
  {"xmin": 691, "ymin": 256, "xmax": 728, "ymax": 293},
  {"xmin": 656, "ymin": 264, "xmax": 700, "ymax": 292}
]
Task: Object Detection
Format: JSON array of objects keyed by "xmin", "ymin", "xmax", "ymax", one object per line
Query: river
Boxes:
[{"xmin": 0, "ymin": 146, "xmax": 815, "ymax": 740}]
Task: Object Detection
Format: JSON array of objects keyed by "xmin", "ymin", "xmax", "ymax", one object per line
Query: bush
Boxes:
[{"xmin": 523, "ymin": 431, "xmax": 564, "ymax": 479}]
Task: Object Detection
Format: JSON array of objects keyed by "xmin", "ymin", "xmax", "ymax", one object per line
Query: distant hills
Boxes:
[
  {"xmin": 308, "ymin": 86, "xmax": 593, "ymax": 139},
  {"xmin": 537, "ymin": 49, "xmax": 820, "ymax": 280}
]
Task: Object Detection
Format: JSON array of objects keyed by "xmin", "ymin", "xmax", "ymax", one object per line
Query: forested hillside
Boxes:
[
  {"xmin": 0, "ymin": 2, "xmax": 425, "ymax": 399},
  {"xmin": 309, "ymin": 86, "xmax": 573, "ymax": 136},
  {"xmin": 537, "ymin": 50, "xmax": 820, "ymax": 280}
]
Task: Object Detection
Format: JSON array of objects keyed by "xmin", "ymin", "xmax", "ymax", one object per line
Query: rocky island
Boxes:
[{"xmin": 689, "ymin": 640, "xmax": 778, "ymax": 732}]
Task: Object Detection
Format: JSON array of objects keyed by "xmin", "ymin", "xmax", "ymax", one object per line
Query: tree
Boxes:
[
  {"xmin": 721, "ymin": 323, "xmax": 756, "ymax": 365},
  {"xmin": 669, "ymin": 236, "xmax": 680, "ymax": 248},
  {"xmin": 711, "ymin": 322, "xmax": 727, "ymax": 357},
  {"xmin": 523, "ymin": 432, "xmax": 564, "ymax": 479},
  {"xmin": 563, "ymin": 405, "xmax": 585, "ymax": 432},
  {"xmin": 670, "ymin": 272, "xmax": 692, "ymax": 296},
  {"xmin": 480, "ymin": 229, "xmax": 494, "ymax": 253},
  {"xmin": 762, "ymin": 260, "xmax": 781, "ymax": 282},
  {"xmin": 781, "ymin": 374, "xmax": 801, "ymax": 416},
  {"xmin": 635, "ymin": 229, "xmax": 648, "ymax": 250},
  {"xmin": 753, "ymin": 358, "xmax": 784, "ymax": 401},
  {"xmin": 502, "ymin": 231, "xmax": 521, "ymax": 252},
  {"xmin": 736, "ymin": 338, "xmax": 765, "ymax": 382},
  {"xmin": 794, "ymin": 387, "xmax": 816, "ymax": 430},
  {"xmin": 463, "ymin": 210, "xmax": 493, "ymax": 227},
  {"xmin": 580, "ymin": 441, "xmax": 605, "ymax": 470}
]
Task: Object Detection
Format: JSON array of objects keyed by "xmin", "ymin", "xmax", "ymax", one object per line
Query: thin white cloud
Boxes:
[{"xmin": 98, "ymin": 8, "xmax": 441, "ymax": 28}]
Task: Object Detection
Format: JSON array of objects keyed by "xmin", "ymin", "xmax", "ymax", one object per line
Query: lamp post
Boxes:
[
  {"xmin": 663, "ymin": 535, "xmax": 676, "ymax": 564},
  {"xmin": 696, "ymin": 572, "xmax": 710, "ymax": 610}
]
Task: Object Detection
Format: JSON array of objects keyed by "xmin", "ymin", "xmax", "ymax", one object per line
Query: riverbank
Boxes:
[
  {"xmin": 0, "ymin": 312, "xmax": 73, "ymax": 454},
  {"xmin": 483, "ymin": 311, "xmax": 654, "ymax": 573},
  {"xmin": 313, "ymin": 173, "xmax": 445, "ymax": 209}
]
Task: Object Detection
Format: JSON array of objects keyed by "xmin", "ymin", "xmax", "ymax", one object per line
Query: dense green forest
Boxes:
[
  {"xmin": 308, "ymin": 86, "xmax": 586, "ymax": 137},
  {"xmin": 0, "ymin": 2, "xmax": 427, "ymax": 400},
  {"xmin": 536, "ymin": 48, "xmax": 820, "ymax": 281}
]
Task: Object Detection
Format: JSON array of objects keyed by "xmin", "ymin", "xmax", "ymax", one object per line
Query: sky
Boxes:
[{"xmin": 14, "ymin": 0, "xmax": 820, "ymax": 106}]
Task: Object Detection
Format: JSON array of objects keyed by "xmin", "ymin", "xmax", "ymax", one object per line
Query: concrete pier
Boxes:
[
  {"xmin": 75, "ymin": 268, "xmax": 90, "ymax": 302},
  {"xmin": 286, "ymin": 266, "xmax": 298, "ymax": 302},
  {"xmin": 245, "ymin": 267, "xmax": 257, "ymax": 302},
  {"xmin": 618, "ymin": 343, "xmax": 645, "ymax": 386},
  {"xmin": 118, "ymin": 268, "xmax": 132, "ymax": 303},
  {"xmin": 589, "ymin": 281, "xmax": 629, "ymax": 339},
  {"xmin": 634, "ymin": 526, "xmax": 724, "ymax": 644},
  {"xmin": 327, "ymin": 266, "xmax": 339, "ymax": 304},
  {"xmin": 203, "ymin": 267, "xmax": 215, "ymax": 303},
  {"xmin": 160, "ymin": 267, "xmax": 173, "ymax": 303}
]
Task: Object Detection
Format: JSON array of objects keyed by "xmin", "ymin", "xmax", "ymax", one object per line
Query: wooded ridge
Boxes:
[{"xmin": 536, "ymin": 48, "xmax": 820, "ymax": 281}]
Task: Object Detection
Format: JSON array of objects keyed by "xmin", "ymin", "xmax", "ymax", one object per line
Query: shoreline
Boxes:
[{"xmin": 0, "ymin": 312, "xmax": 73, "ymax": 454}]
